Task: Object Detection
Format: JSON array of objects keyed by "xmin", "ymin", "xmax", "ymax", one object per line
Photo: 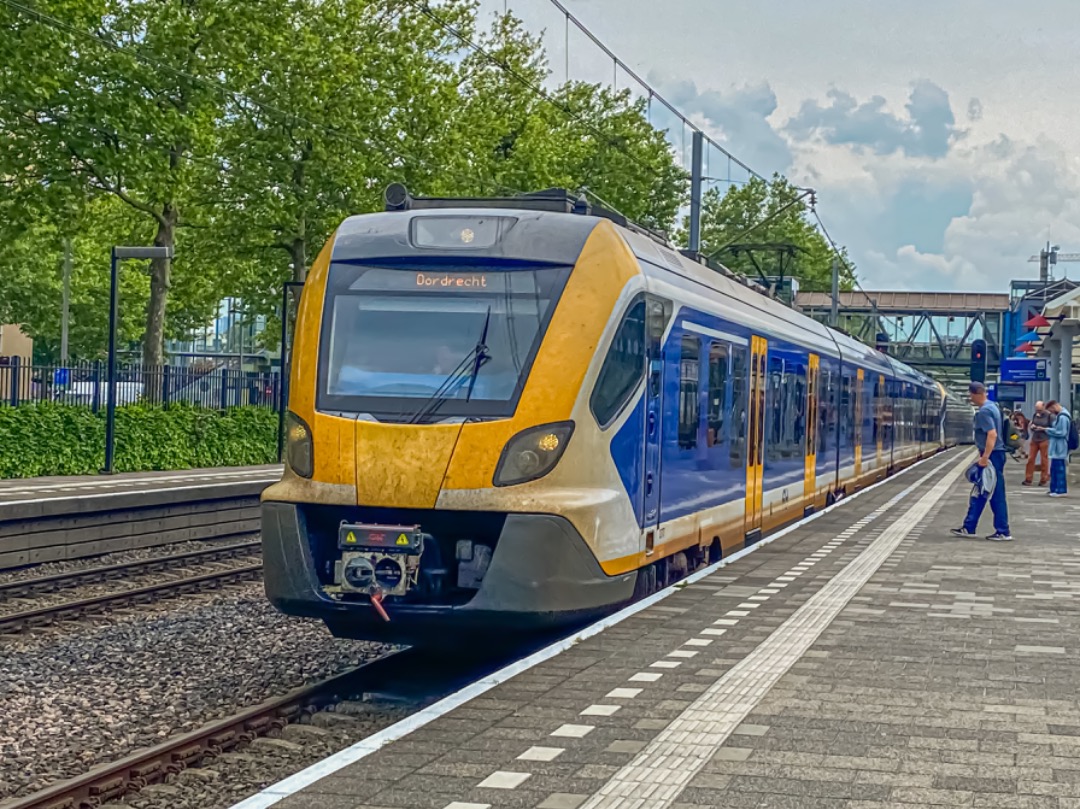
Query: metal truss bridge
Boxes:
[{"xmin": 796, "ymin": 291, "xmax": 1009, "ymax": 382}]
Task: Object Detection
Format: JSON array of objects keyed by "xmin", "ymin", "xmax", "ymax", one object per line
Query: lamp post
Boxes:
[{"xmin": 103, "ymin": 245, "xmax": 174, "ymax": 474}]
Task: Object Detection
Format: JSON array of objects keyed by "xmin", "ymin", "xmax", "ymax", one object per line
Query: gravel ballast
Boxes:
[{"xmin": 0, "ymin": 583, "xmax": 392, "ymax": 801}]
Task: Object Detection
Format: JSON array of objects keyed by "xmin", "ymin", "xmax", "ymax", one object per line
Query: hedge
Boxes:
[{"xmin": 0, "ymin": 402, "xmax": 279, "ymax": 478}]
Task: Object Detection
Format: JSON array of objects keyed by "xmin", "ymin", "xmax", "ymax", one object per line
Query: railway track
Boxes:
[
  {"xmin": 0, "ymin": 559, "xmax": 263, "ymax": 633},
  {"xmin": 1, "ymin": 647, "xmax": 515, "ymax": 809},
  {"xmin": 0, "ymin": 663, "xmax": 381, "ymax": 809},
  {"xmin": 0, "ymin": 540, "xmax": 261, "ymax": 597}
]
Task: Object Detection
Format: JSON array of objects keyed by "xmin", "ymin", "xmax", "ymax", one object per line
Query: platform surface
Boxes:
[
  {"xmin": 0, "ymin": 464, "xmax": 281, "ymax": 505},
  {"xmin": 243, "ymin": 449, "xmax": 1080, "ymax": 809}
]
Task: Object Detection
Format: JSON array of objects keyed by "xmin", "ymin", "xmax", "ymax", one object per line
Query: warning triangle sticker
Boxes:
[
  {"xmin": 345, "ymin": 531, "xmax": 357, "ymax": 544},
  {"xmin": 396, "ymin": 533, "xmax": 410, "ymax": 545}
]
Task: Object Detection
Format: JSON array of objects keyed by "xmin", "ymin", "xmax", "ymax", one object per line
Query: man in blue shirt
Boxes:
[{"xmin": 951, "ymin": 381, "xmax": 1012, "ymax": 540}]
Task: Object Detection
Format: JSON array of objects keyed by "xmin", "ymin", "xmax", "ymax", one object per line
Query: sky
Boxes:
[{"xmin": 485, "ymin": 0, "xmax": 1080, "ymax": 293}]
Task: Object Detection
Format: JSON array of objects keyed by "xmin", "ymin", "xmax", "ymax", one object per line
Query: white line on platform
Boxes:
[
  {"xmin": 579, "ymin": 454, "xmax": 968, "ymax": 809},
  {"xmin": 0, "ymin": 476, "xmax": 281, "ymax": 506},
  {"xmin": 226, "ymin": 449, "xmax": 959, "ymax": 809}
]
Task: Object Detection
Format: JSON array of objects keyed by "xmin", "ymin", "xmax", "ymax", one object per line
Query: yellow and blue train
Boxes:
[{"xmin": 262, "ymin": 187, "xmax": 971, "ymax": 644}]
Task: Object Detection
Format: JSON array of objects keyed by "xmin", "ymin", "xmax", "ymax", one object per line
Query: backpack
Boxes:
[
  {"xmin": 1068, "ymin": 414, "xmax": 1079, "ymax": 452},
  {"xmin": 993, "ymin": 406, "xmax": 1019, "ymax": 451},
  {"xmin": 1002, "ymin": 416, "xmax": 1022, "ymax": 453}
]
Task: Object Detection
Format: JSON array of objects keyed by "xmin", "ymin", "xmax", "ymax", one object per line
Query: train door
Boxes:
[
  {"xmin": 854, "ymin": 368, "xmax": 864, "ymax": 478},
  {"xmin": 642, "ymin": 298, "xmax": 668, "ymax": 554},
  {"xmin": 804, "ymin": 354, "xmax": 819, "ymax": 509},
  {"xmin": 744, "ymin": 336, "xmax": 767, "ymax": 542}
]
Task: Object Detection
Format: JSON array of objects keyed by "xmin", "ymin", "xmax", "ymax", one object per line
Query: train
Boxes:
[{"xmin": 261, "ymin": 186, "xmax": 972, "ymax": 645}]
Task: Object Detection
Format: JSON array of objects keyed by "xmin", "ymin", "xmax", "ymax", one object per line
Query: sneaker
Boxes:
[
  {"xmin": 1022, "ymin": 480, "xmax": 1033, "ymax": 486},
  {"xmin": 985, "ymin": 532, "xmax": 1013, "ymax": 541},
  {"xmin": 950, "ymin": 527, "xmax": 975, "ymax": 537},
  {"xmin": 1049, "ymin": 492, "xmax": 1067, "ymax": 498},
  {"xmin": 1039, "ymin": 481, "xmax": 1049, "ymax": 487}
]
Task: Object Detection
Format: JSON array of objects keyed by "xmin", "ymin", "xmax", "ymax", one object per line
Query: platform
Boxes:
[
  {"xmin": 237, "ymin": 449, "xmax": 1080, "ymax": 809},
  {"xmin": 0, "ymin": 465, "xmax": 281, "ymax": 506},
  {"xmin": 0, "ymin": 465, "xmax": 281, "ymax": 567}
]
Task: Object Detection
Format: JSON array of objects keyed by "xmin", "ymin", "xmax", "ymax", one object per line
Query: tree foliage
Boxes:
[
  {"xmin": 0, "ymin": 0, "xmax": 227, "ymax": 371},
  {"xmin": 0, "ymin": 0, "xmax": 854, "ymax": 364},
  {"xmin": 690, "ymin": 175, "xmax": 857, "ymax": 292}
]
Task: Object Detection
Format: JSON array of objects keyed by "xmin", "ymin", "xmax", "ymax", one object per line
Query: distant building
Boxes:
[
  {"xmin": 0, "ymin": 324, "xmax": 32, "ymax": 360},
  {"xmin": 0, "ymin": 325, "xmax": 33, "ymax": 403}
]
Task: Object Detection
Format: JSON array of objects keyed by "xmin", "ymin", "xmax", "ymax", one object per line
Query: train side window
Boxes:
[
  {"xmin": 817, "ymin": 366, "xmax": 832, "ymax": 455},
  {"xmin": 678, "ymin": 333, "xmax": 701, "ymax": 450},
  {"xmin": 730, "ymin": 346, "xmax": 748, "ymax": 468},
  {"xmin": 707, "ymin": 342, "xmax": 729, "ymax": 447},
  {"xmin": 765, "ymin": 355, "xmax": 783, "ymax": 457},
  {"xmin": 589, "ymin": 299, "xmax": 646, "ymax": 428},
  {"xmin": 872, "ymin": 376, "xmax": 881, "ymax": 444},
  {"xmin": 840, "ymin": 371, "xmax": 855, "ymax": 449},
  {"xmin": 790, "ymin": 360, "xmax": 807, "ymax": 454}
]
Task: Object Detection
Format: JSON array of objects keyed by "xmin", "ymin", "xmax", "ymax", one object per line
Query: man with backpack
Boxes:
[
  {"xmin": 1036, "ymin": 400, "xmax": 1076, "ymax": 497},
  {"xmin": 951, "ymin": 382, "xmax": 1012, "ymax": 541}
]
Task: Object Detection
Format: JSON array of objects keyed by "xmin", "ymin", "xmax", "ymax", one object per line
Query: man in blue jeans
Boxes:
[{"xmin": 951, "ymin": 381, "xmax": 1012, "ymax": 541}]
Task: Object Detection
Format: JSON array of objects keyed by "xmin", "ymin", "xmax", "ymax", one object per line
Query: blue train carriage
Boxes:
[
  {"xmin": 619, "ymin": 230, "xmax": 940, "ymax": 545},
  {"xmin": 262, "ymin": 188, "xmax": 955, "ymax": 645}
]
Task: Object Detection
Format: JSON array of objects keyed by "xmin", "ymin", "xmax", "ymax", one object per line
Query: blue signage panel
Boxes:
[{"xmin": 1000, "ymin": 358, "xmax": 1048, "ymax": 382}]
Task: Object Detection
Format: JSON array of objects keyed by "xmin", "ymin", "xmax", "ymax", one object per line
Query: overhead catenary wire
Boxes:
[
  {"xmin": 396, "ymin": 0, "xmax": 668, "ymax": 187},
  {"xmin": 808, "ymin": 202, "xmax": 893, "ymax": 336},
  {"xmin": 540, "ymin": 0, "xmax": 763, "ymax": 184}
]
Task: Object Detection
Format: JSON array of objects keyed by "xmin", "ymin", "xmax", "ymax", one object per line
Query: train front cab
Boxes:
[{"xmin": 261, "ymin": 211, "xmax": 681, "ymax": 643}]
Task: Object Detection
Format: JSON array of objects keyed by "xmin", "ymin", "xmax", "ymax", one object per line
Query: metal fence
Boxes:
[{"xmin": 0, "ymin": 357, "xmax": 282, "ymax": 410}]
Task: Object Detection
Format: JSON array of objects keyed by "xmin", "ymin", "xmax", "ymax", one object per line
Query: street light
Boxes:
[{"xmin": 103, "ymin": 245, "xmax": 174, "ymax": 474}]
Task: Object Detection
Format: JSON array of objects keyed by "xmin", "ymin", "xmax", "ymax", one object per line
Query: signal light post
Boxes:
[
  {"xmin": 102, "ymin": 245, "xmax": 174, "ymax": 474},
  {"xmin": 970, "ymin": 338, "xmax": 987, "ymax": 383}
]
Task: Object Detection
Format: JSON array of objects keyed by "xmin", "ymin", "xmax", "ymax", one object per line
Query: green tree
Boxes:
[
  {"xmin": 204, "ymin": 0, "xmax": 477, "ymax": 325},
  {"xmin": 441, "ymin": 14, "xmax": 686, "ymax": 230},
  {"xmin": 0, "ymin": 196, "xmax": 152, "ymax": 361},
  {"xmin": 0, "ymin": 0, "xmax": 226, "ymax": 373},
  {"xmin": 693, "ymin": 175, "xmax": 856, "ymax": 292},
  {"xmin": 526, "ymin": 83, "xmax": 687, "ymax": 232}
]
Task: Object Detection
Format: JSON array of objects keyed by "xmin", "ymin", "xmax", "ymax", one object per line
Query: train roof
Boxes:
[{"xmin": 338, "ymin": 187, "xmax": 941, "ymax": 387}]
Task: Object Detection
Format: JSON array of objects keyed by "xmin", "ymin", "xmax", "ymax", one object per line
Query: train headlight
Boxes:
[
  {"xmin": 285, "ymin": 411, "xmax": 314, "ymax": 478},
  {"xmin": 493, "ymin": 421, "xmax": 574, "ymax": 487}
]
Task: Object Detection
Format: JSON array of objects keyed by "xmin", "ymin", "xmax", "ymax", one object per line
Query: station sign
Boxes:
[{"xmin": 1000, "ymin": 358, "xmax": 1048, "ymax": 382}]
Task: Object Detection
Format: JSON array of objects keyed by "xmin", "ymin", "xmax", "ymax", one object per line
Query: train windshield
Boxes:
[{"xmin": 318, "ymin": 263, "xmax": 572, "ymax": 421}]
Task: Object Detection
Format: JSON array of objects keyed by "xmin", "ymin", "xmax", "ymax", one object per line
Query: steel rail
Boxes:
[
  {"xmin": 0, "ymin": 563, "xmax": 263, "ymax": 633},
  {"xmin": 0, "ymin": 540, "xmax": 261, "ymax": 598}
]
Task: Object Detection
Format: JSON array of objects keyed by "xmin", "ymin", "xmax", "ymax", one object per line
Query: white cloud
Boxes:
[
  {"xmin": 822, "ymin": 134, "xmax": 1080, "ymax": 292},
  {"xmin": 487, "ymin": 0, "xmax": 1080, "ymax": 293},
  {"xmin": 785, "ymin": 80, "xmax": 961, "ymax": 159}
]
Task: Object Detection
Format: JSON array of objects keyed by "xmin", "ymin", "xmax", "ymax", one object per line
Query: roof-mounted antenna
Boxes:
[{"xmin": 385, "ymin": 183, "xmax": 412, "ymax": 212}]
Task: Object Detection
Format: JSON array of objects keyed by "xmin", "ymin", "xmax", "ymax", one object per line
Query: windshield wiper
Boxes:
[
  {"xmin": 464, "ymin": 306, "xmax": 493, "ymax": 403},
  {"xmin": 406, "ymin": 307, "xmax": 492, "ymax": 425}
]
